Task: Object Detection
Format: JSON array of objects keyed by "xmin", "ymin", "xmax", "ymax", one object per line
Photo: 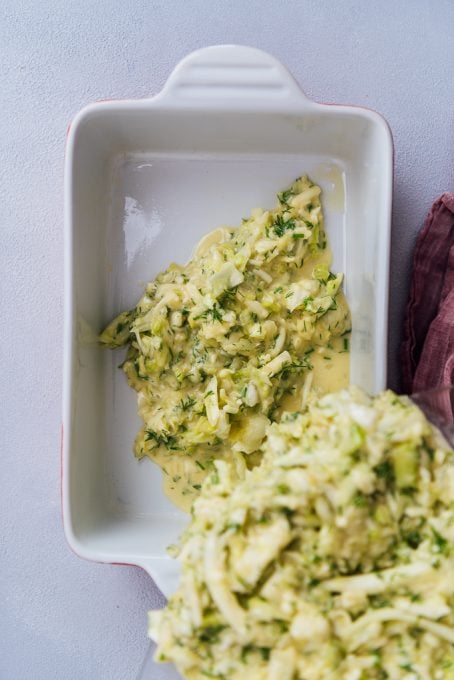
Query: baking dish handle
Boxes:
[
  {"xmin": 159, "ymin": 44, "xmax": 310, "ymax": 109},
  {"xmin": 138, "ymin": 557, "xmax": 181, "ymax": 599}
]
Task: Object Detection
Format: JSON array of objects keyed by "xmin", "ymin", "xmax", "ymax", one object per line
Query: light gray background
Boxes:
[{"xmin": 1, "ymin": 1, "xmax": 453, "ymax": 678}]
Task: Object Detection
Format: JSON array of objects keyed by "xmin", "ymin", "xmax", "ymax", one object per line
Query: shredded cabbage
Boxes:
[
  {"xmin": 149, "ymin": 388, "xmax": 454, "ymax": 679},
  {"xmin": 100, "ymin": 177, "xmax": 350, "ymax": 478}
]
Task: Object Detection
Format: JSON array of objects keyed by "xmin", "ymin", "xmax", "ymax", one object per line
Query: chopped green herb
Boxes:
[
  {"xmin": 259, "ymin": 648, "xmax": 271, "ymax": 661},
  {"xmin": 272, "ymin": 215, "xmax": 296, "ymax": 237},
  {"xmin": 277, "ymin": 188, "xmax": 295, "ymax": 205},
  {"xmin": 374, "ymin": 460, "xmax": 395, "ymax": 484},
  {"xmin": 352, "ymin": 492, "xmax": 368, "ymax": 507},
  {"xmin": 145, "ymin": 429, "xmax": 179, "ymax": 450},
  {"xmin": 403, "ymin": 529, "xmax": 422, "ymax": 549},
  {"xmin": 219, "ymin": 287, "xmax": 238, "ymax": 305},
  {"xmin": 275, "ymin": 357, "xmax": 313, "ymax": 379},
  {"xmin": 401, "ymin": 486, "xmax": 417, "ymax": 496},
  {"xmin": 199, "ymin": 625, "xmax": 227, "ymax": 643},
  {"xmin": 180, "ymin": 396, "xmax": 196, "ymax": 411},
  {"xmin": 370, "ymin": 595, "xmax": 390, "ymax": 609},
  {"xmin": 409, "ymin": 591, "xmax": 422, "ymax": 602},
  {"xmin": 432, "ymin": 528, "xmax": 449, "ymax": 554},
  {"xmin": 194, "ymin": 304, "xmax": 224, "ymax": 322}
]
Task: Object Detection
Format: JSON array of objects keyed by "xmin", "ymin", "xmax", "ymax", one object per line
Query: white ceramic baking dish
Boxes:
[{"xmin": 63, "ymin": 45, "xmax": 392, "ymax": 598}]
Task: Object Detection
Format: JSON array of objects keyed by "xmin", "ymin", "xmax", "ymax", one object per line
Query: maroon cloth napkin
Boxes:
[{"xmin": 401, "ymin": 193, "xmax": 454, "ymax": 394}]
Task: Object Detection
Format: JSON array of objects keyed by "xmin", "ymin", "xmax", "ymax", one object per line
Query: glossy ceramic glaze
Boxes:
[{"xmin": 63, "ymin": 45, "xmax": 393, "ymax": 597}]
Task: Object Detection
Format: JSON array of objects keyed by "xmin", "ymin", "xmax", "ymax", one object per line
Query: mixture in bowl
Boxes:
[{"xmin": 149, "ymin": 388, "xmax": 454, "ymax": 679}]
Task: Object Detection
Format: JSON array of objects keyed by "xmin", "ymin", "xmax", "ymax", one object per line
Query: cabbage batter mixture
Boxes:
[
  {"xmin": 149, "ymin": 388, "xmax": 454, "ymax": 679},
  {"xmin": 101, "ymin": 177, "xmax": 350, "ymax": 510}
]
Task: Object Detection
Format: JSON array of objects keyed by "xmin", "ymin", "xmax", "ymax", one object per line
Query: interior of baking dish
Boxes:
[{"xmin": 63, "ymin": 45, "xmax": 392, "ymax": 594}]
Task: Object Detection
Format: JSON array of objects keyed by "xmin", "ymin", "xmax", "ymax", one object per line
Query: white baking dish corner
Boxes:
[{"xmin": 63, "ymin": 45, "xmax": 393, "ymax": 597}]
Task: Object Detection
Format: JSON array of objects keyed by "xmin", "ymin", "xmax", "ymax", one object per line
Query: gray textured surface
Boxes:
[{"xmin": 1, "ymin": 1, "xmax": 453, "ymax": 678}]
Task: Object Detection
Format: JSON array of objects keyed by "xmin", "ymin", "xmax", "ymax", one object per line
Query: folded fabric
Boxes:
[{"xmin": 401, "ymin": 193, "xmax": 454, "ymax": 394}]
